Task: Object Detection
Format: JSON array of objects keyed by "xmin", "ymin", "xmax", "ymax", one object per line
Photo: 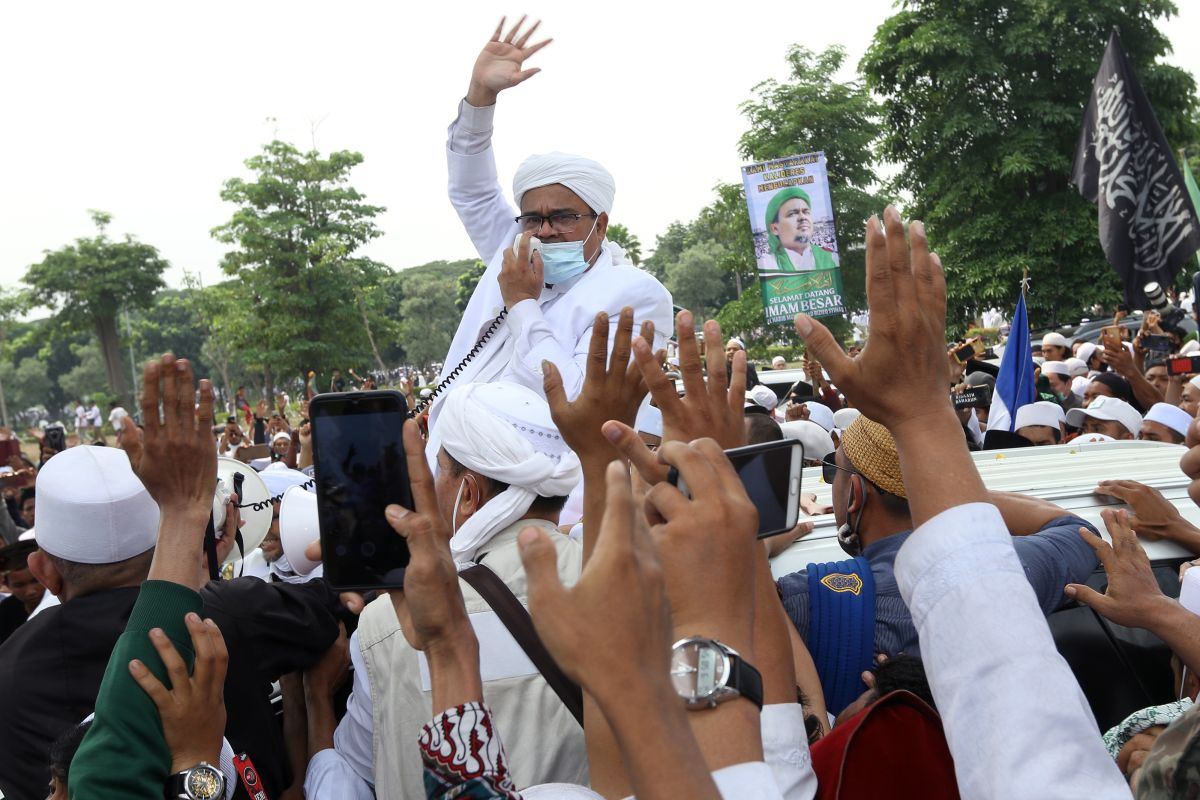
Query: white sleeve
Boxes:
[
  {"xmin": 894, "ymin": 502, "xmax": 1130, "ymax": 800},
  {"xmin": 711, "ymin": 761, "xmax": 787, "ymax": 799},
  {"xmin": 760, "ymin": 704, "xmax": 817, "ymax": 800},
  {"xmin": 331, "ymin": 631, "xmax": 376, "ymax": 788},
  {"xmin": 446, "ymin": 98, "xmax": 519, "ymax": 264},
  {"xmin": 304, "ymin": 749, "xmax": 376, "ymax": 800}
]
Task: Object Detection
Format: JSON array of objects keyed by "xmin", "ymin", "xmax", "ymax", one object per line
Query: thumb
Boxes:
[
  {"xmin": 517, "ymin": 525, "xmax": 567, "ymax": 614},
  {"xmin": 795, "ymin": 314, "xmax": 852, "ymax": 384},
  {"xmin": 602, "ymin": 420, "xmax": 667, "ymax": 483},
  {"xmin": 1064, "ymin": 583, "xmax": 1108, "ymax": 611}
]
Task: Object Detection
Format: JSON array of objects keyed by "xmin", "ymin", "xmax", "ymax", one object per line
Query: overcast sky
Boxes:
[{"xmin": 2, "ymin": 1, "xmax": 1198, "ymax": 298}]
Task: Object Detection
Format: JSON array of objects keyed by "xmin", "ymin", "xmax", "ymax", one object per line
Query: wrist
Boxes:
[
  {"xmin": 427, "ymin": 637, "xmax": 484, "ymax": 710},
  {"xmin": 170, "ymin": 751, "xmax": 221, "ymax": 775},
  {"xmin": 466, "ymin": 81, "xmax": 498, "ymax": 108}
]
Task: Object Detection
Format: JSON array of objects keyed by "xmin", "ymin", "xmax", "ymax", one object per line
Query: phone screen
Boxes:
[
  {"xmin": 669, "ymin": 439, "xmax": 802, "ymax": 539},
  {"xmin": 953, "ymin": 342, "xmax": 976, "ymax": 364},
  {"xmin": 1167, "ymin": 356, "xmax": 1200, "ymax": 376},
  {"xmin": 310, "ymin": 391, "xmax": 412, "ymax": 590},
  {"xmin": 1143, "ymin": 334, "xmax": 1171, "ymax": 354}
]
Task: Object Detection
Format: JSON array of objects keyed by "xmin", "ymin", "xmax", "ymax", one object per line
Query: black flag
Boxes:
[{"xmin": 1072, "ymin": 29, "xmax": 1200, "ymax": 309}]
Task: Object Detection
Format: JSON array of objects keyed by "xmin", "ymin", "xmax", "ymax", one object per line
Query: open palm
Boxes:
[{"xmin": 471, "ymin": 16, "xmax": 552, "ymax": 98}]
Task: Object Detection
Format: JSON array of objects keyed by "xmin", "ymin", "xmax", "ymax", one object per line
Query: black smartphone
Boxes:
[
  {"xmin": 1142, "ymin": 334, "xmax": 1172, "ymax": 354},
  {"xmin": 1168, "ymin": 355, "xmax": 1200, "ymax": 376},
  {"xmin": 309, "ymin": 390, "xmax": 412, "ymax": 590},
  {"xmin": 952, "ymin": 386, "xmax": 992, "ymax": 409},
  {"xmin": 667, "ymin": 439, "xmax": 803, "ymax": 539},
  {"xmin": 44, "ymin": 425, "xmax": 66, "ymax": 454}
]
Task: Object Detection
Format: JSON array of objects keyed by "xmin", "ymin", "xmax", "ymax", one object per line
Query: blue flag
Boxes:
[{"xmin": 988, "ymin": 294, "xmax": 1037, "ymax": 432}]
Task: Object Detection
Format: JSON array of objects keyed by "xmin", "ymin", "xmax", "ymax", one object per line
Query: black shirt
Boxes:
[
  {"xmin": 0, "ymin": 594, "xmax": 30, "ymax": 645},
  {"xmin": 0, "ymin": 578, "xmax": 340, "ymax": 800}
]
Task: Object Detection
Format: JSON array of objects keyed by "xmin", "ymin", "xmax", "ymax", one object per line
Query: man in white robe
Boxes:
[{"xmin": 429, "ymin": 17, "xmax": 673, "ymax": 446}]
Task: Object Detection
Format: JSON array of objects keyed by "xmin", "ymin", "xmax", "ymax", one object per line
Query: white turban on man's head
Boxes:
[
  {"xmin": 513, "ymin": 152, "xmax": 615, "ymax": 215},
  {"xmin": 439, "ymin": 381, "xmax": 581, "ymax": 564}
]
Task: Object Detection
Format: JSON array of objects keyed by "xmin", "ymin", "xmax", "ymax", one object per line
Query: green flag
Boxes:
[{"xmin": 1185, "ymin": 154, "xmax": 1200, "ymax": 269}]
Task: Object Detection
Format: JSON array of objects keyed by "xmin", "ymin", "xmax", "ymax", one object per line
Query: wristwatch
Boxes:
[
  {"xmin": 670, "ymin": 637, "xmax": 764, "ymax": 710},
  {"xmin": 166, "ymin": 762, "xmax": 225, "ymax": 800}
]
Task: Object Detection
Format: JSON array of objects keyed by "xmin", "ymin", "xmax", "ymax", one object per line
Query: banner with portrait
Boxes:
[{"xmin": 740, "ymin": 152, "xmax": 845, "ymax": 324}]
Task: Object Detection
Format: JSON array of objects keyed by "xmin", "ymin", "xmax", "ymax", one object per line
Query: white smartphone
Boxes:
[
  {"xmin": 668, "ymin": 439, "xmax": 803, "ymax": 539},
  {"xmin": 512, "ymin": 233, "xmax": 542, "ymax": 260}
]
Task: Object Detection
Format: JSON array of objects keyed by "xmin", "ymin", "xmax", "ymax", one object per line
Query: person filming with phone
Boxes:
[{"xmin": 431, "ymin": 17, "xmax": 672, "ymax": 439}]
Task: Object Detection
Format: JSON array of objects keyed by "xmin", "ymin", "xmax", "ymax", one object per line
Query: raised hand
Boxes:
[
  {"xmin": 1064, "ymin": 509, "xmax": 1172, "ymax": 627},
  {"xmin": 467, "ymin": 16, "xmax": 552, "ymax": 107},
  {"xmin": 128, "ymin": 614, "xmax": 227, "ymax": 774},
  {"xmin": 138, "ymin": 355, "xmax": 216, "ymax": 520}
]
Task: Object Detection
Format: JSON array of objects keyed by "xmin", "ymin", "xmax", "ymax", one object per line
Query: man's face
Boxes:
[
  {"xmin": 519, "ymin": 184, "xmax": 606, "ymax": 263},
  {"xmin": 725, "ymin": 343, "xmax": 743, "ymax": 362},
  {"xmin": 20, "ymin": 497, "xmax": 34, "ymax": 526},
  {"xmin": 261, "ymin": 501, "xmax": 283, "ymax": 563},
  {"xmin": 1082, "ymin": 416, "xmax": 1133, "ymax": 440},
  {"xmin": 227, "ymin": 427, "xmax": 242, "ymax": 444},
  {"xmin": 770, "ymin": 197, "xmax": 813, "ymax": 253},
  {"xmin": 1181, "ymin": 384, "xmax": 1200, "ymax": 417},
  {"xmin": 1084, "ymin": 381, "xmax": 1116, "ymax": 406},
  {"xmin": 272, "ymin": 438, "xmax": 291, "ymax": 457},
  {"xmin": 5, "ymin": 567, "xmax": 44, "ymax": 612},
  {"xmin": 1042, "ymin": 345, "xmax": 1068, "ymax": 361},
  {"xmin": 1017, "ymin": 425, "xmax": 1059, "ymax": 446},
  {"xmin": 1046, "ymin": 373, "xmax": 1071, "ymax": 397},
  {"xmin": 1139, "ymin": 420, "xmax": 1182, "ymax": 443},
  {"xmin": 1145, "ymin": 366, "xmax": 1169, "ymax": 395}
]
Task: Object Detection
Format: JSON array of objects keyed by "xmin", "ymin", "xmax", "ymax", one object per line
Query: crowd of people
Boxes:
[{"xmin": 2, "ymin": 15, "xmax": 1200, "ymax": 800}]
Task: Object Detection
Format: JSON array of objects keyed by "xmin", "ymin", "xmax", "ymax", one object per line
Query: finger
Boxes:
[
  {"xmin": 530, "ymin": 249, "xmax": 544, "ymax": 286},
  {"xmin": 490, "ymin": 16, "xmax": 505, "ymax": 41},
  {"xmin": 883, "ymin": 206, "xmax": 916, "ymax": 312},
  {"xmin": 603, "ymin": 421, "xmax": 667, "ymax": 482},
  {"xmin": 304, "ymin": 539, "xmax": 322, "ymax": 563},
  {"xmin": 584, "ymin": 312, "xmax": 610, "ymax": 388},
  {"xmin": 503, "ymin": 14, "xmax": 526, "ymax": 43},
  {"xmin": 863, "ymin": 214, "xmax": 892, "ymax": 318},
  {"xmin": 160, "ymin": 354, "xmax": 180, "ymax": 440},
  {"xmin": 794, "ymin": 315, "xmax": 854, "ymax": 391},
  {"xmin": 514, "ymin": 17, "xmax": 540, "ymax": 48},
  {"xmin": 727, "ymin": 350, "xmax": 747, "ymax": 425},
  {"xmin": 513, "ymin": 67, "xmax": 542, "ymax": 85},
  {"xmin": 594, "ymin": 460, "xmax": 638, "ymax": 557},
  {"xmin": 128, "ymin": 659, "xmax": 172, "ymax": 707},
  {"xmin": 674, "ymin": 310, "xmax": 706, "ymax": 400},
  {"xmin": 149, "ymin": 627, "xmax": 190, "ymax": 693},
  {"xmin": 340, "ymin": 592, "xmax": 365, "ymax": 615},
  {"xmin": 175, "ymin": 359, "xmax": 196, "ymax": 433},
  {"xmin": 608, "ymin": 308, "xmax": 635, "ymax": 386},
  {"xmin": 1103, "ymin": 508, "xmax": 1135, "ymax": 554},
  {"xmin": 119, "ymin": 415, "xmax": 143, "ymax": 464},
  {"xmin": 188, "ymin": 613, "xmax": 215, "ymax": 684},
  {"xmin": 196, "ymin": 379, "xmax": 215, "ymax": 435},
  {"xmin": 522, "ymin": 38, "xmax": 552, "ymax": 59},
  {"xmin": 634, "ymin": 337, "xmax": 685, "ymax": 425},
  {"xmin": 1076, "ymin": 526, "xmax": 1117, "ymax": 571},
  {"xmin": 543, "ymin": 360, "xmax": 568, "ymax": 420},
  {"xmin": 402, "ymin": 419, "xmax": 437, "ymax": 516},
  {"xmin": 518, "ymin": 524, "xmax": 569, "ymax": 618},
  {"xmin": 909, "ymin": 220, "xmax": 939, "ymax": 318},
  {"xmin": 704, "ymin": 319, "xmax": 730, "ymax": 401},
  {"xmin": 141, "ymin": 359, "xmax": 161, "ymax": 445},
  {"xmin": 1064, "ymin": 582, "xmax": 1108, "ymax": 611},
  {"xmin": 691, "ymin": 437, "xmax": 748, "ymax": 502},
  {"xmin": 644, "ymin": 478, "xmax": 692, "ymax": 527}
]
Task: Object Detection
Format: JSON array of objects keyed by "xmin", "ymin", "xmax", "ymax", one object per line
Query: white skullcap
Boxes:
[
  {"xmin": 36, "ymin": 446, "xmax": 159, "ymax": 565},
  {"xmin": 1071, "ymin": 375, "xmax": 1089, "ymax": 398},
  {"xmin": 271, "ymin": 431, "xmax": 291, "ymax": 444},
  {"xmin": 1042, "ymin": 332, "xmax": 1070, "ymax": 349},
  {"xmin": 1077, "ymin": 342, "xmax": 1098, "ymax": 364},
  {"xmin": 779, "ymin": 420, "xmax": 835, "ymax": 461},
  {"xmin": 1065, "ymin": 396, "xmax": 1142, "ymax": 437},
  {"xmin": 439, "ymin": 382, "xmax": 581, "ymax": 564},
  {"xmin": 1065, "ymin": 357, "xmax": 1089, "ymax": 377},
  {"xmin": 635, "ymin": 399, "xmax": 663, "ymax": 438},
  {"xmin": 745, "ymin": 384, "xmax": 778, "ymax": 411},
  {"xmin": 1041, "ymin": 361, "xmax": 1070, "ymax": 377},
  {"xmin": 1015, "ymin": 401, "xmax": 1065, "ymax": 432},
  {"xmin": 727, "ymin": 337, "xmax": 746, "ymax": 351},
  {"xmin": 513, "ymin": 152, "xmax": 616, "ymax": 215},
  {"xmin": 832, "ymin": 407, "xmax": 861, "ymax": 430},
  {"xmin": 1144, "ymin": 403, "xmax": 1193, "ymax": 438},
  {"xmin": 802, "ymin": 402, "xmax": 835, "ymax": 433},
  {"xmin": 772, "ymin": 356, "xmax": 787, "ymax": 368},
  {"xmin": 1181, "ymin": 340, "xmax": 1200, "ymax": 356},
  {"xmin": 1190, "ymin": 375, "xmax": 1200, "ymax": 391}
]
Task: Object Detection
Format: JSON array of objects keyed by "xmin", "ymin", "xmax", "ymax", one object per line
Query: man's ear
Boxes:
[
  {"xmin": 595, "ymin": 211, "xmax": 609, "ymax": 241},
  {"xmin": 26, "ymin": 550, "xmax": 62, "ymax": 598}
]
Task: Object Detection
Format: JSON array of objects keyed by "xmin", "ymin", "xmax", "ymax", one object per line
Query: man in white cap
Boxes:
[
  {"xmin": 1076, "ymin": 342, "xmax": 1105, "ymax": 375},
  {"xmin": 1140, "ymin": 402, "xmax": 1192, "ymax": 444},
  {"xmin": 322, "ymin": 381, "xmax": 586, "ymax": 798},
  {"xmin": 1014, "ymin": 401, "xmax": 1066, "ymax": 446},
  {"xmin": 1041, "ymin": 332, "xmax": 1071, "ymax": 362},
  {"xmin": 745, "ymin": 383, "xmax": 779, "ymax": 415},
  {"xmin": 725, "ymin": 335, "xmax": 761, "ymax": 388},
  {"xmin": 434, "ymin": 17, "xmax": 672, "ymax": 435},
  {"xmin": 772, "ymin": 355, "xmax": 788, "ymax": 369},
  {"xmin": 1065, "ymin": 396, "xmax": 1143, "ymax": 440},
  {"xmin": 1041, "ymin": 360, "xmax": 1082, "ymax": 412}
]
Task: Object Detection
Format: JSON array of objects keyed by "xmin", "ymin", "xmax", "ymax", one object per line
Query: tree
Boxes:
[
  {"xmin": 861, "ymin": 0, "xmax": 1200, "ymax": 332},
  {"xmin": 0, "ymin": 358, "xmax": 52, "ymax": 416},
  {"xmin": 57, "ymin": 341, "xmax": 109, "ymax": 406},
  {"xmin": 211, "ymin": 141, "xmax": 394, "ymax": 389},
  {"xmin": 664, "ymin": 242, "xmax": 732, "ymax": 320},
  {"xmin": 605, "ymin": 223, "xmax": 643, "ymax": 265},
  {"xmin": 396, "ymin": 273, "xmax": 458, "ymax": 370},
  {"xmin": 455, "ymin": 260, "xmax": 488, "ymax": 312},
  {"xmin": 22, "ymin": 211, "xmax": 167, "ymax": 409}
]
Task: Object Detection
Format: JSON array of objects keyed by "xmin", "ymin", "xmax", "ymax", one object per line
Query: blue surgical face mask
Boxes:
[{"xmin": 539, "ymin": 218, "xmax": 599, "ymax": 285}]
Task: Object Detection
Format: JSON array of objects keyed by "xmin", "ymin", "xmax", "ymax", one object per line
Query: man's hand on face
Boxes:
[
  {"xmin": 138, "ymin": 354, "xmax": 217, "ymax": 521},
  {"xmin": 468, "ymin": 16, "xmax": 552, "ymax": 107},
  {"xmin": 499, "ymin": 231, "xmax": 545, "ymax": 309},
  {"xmin": 543, "ymin": 307, "xmax": 654, "ymax": 468}
]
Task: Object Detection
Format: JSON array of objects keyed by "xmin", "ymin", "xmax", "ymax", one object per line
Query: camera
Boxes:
[{"xmin": 1144, "ymin": 282, "xmax": 1187, "ymax": 335}]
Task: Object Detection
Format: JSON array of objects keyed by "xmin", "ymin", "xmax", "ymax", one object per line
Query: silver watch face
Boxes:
[
  {"xmin": 186, "ymin": 764, "xmax": 224, "ymax": 800},
  {"xmin": 670, "ymin": 638, "xmax": 730, "ymax": 703}
]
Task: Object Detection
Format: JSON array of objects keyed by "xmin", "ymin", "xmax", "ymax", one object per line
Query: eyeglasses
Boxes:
[
  {"xmin": 821, "ymin": 452, "xmax": 856, "ymax": 485},
  {"xmin": 514, "ymin": 212, "xmax": 598, "ymax": 234}
]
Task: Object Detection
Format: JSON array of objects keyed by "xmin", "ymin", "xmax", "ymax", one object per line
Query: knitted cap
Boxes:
[{"xmin": 839, "ymin": 416, "xmax": 907, "ymax": 498}]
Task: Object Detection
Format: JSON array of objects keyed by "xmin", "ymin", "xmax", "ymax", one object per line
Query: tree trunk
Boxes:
[
  {"xmin": 357, "ymin": 296, "xmax": 387, "ymax": 373},
  {"xmin": 95, "ymin": 314, "xmax": 132, "ymax": 410}
]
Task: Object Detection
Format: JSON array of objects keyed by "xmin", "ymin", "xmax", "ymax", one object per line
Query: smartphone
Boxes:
[
  {"xmin": 953, "ymin": 386, "xmax": 993, "ymax": 409},
  {"xmin": 952, "ymin": 338, "xmax": 985, "ymax": 365},
  {"xmin": 1100, "ymin": 325, "xmax": 1123, "ymax": 350},
  {"xmin": 512, "ymin": 233, "xmax": 543, "ymax": 261},
  {"xmin": 235, "ymin": 443, "xmax": 271, "ymax": 463},
  {"xmin": 44, "ymin": 425, "xmax": 66, "ymax": 454},
  {"xmin": 309, "ymin": 390, "xmax": 412, "ymax": 590},
  {"xmin": 667, "ymin": 439, "xmax": 803, "ymax": 539},
  {"xmin": 1142, "ymin": 334, "xmax": 1172, "ymax": 354},
  {"xmin": 1167, "ymin": 355, "xmax": 1200, "ymax": 376}
]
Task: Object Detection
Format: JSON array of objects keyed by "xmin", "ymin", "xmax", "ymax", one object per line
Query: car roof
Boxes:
[{"xmin": 771, "ymin": 439, "xmax": 1198, "ymax": 579}]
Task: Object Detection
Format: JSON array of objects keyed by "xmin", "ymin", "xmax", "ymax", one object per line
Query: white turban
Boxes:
[{"xmin": 439, "ymin": 382, "xmax": 581, "ymax": 564}]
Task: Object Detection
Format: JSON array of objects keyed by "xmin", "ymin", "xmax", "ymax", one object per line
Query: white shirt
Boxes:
[
  {"xmin": 784, "ymin": 248, "xmax": 816, "ymax": 271},
  {"xmin": 74, "ymin": 405, "xmax": 87, "ymax": 429},
  {"xmin": 108, "ymin": 407, "xmax": 129, "ymax": 428},
  {"xmin": 894, "ymin": 502, "xmax": 1130, "ymax": 799}
]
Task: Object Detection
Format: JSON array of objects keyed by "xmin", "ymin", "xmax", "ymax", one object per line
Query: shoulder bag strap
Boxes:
[{"xmin": 459, "ymin": 563, "xmax": 584, "ymax": 726}]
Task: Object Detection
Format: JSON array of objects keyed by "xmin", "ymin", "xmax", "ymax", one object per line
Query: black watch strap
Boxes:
[{"xmin": 727, "ymin": 652, "xmax": 765, "ymax": 710}]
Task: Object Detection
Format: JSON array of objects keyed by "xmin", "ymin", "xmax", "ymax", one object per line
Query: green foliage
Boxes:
[
  {"xmin": 210, "ymin": 140, "xmax": 394, "ymax": 386},
  {"xmin": 665, "ymin": 242, "xmax": 733, "ymax": 320},
  {"xmin": 127, "ymin": 289, "xmax": 210, "ymax": 378},
  {"xmin": 57, "ymin": 341, "xmax": 108, "ymax": 403},
  {"xmin": 0, "ymin": 358, "xmax": 52, "ymax": 413},
  {"xmin": 396, "ymin": 272, "xmax": 458, "ymax": 370},
  {"xmin": 605, "ymin": 223, "xmax": 643, "ymax": 265},
  {"xmin": 455, "ymin": 260, "xmax": 488, "ymax": 312},
  {"xmin": 860, "ymin": 0, "xmax": 1200, "ymax": 334},
  {"xmin": 22, "ymin": 211, "xmax": 168, "ymax": 407}
]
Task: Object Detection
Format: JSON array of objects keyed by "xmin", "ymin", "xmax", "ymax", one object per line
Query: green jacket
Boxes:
[{"xmin": 70, "ymin": 580, "xmax": 204, "ymax": 799}]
